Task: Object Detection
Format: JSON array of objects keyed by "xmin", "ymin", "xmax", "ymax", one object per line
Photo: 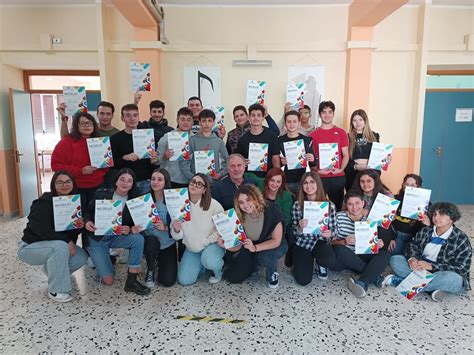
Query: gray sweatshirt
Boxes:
[
  {"xmin": 189, "ymin": 133, "xmax": 228, "ymax": 184},
  {"xmin": 157, "ymin": 130, "xmax": 194, "ymax": 184}
]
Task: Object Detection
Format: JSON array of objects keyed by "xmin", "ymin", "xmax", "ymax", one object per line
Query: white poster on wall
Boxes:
[
  {"xmin": 184, "ymin": 66, "xmax": 221, "ymax": 108},
  {"xmin": 288, "ymin": 66, "xmax": 325, "ymax": 127}
]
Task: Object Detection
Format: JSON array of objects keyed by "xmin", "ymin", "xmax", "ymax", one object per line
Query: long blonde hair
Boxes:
[
  {"xmin": 233, "ymin": 185, "xmax": 266, "ymax": 223},
  {"xmin": 348, "ymin": 109, "xmax": 378, "ymax": 158}
]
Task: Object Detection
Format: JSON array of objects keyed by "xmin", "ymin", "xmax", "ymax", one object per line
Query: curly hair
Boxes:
[
  {"xmin": 429, "ymin": 202, "xmax": 461, "ymax": 223},
  {"xmin": 233, "ymin": 184, "xmax": 266, "ymax": 223}
]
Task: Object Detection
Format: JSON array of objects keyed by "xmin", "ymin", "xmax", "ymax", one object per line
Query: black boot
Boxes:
[{"xmin": 124, "ymin": 272, "xmax": 151, "ymax": 295}]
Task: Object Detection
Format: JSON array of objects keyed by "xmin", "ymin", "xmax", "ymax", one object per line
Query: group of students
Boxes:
[{"xmin": 17, "ymin": 96, "xmax": 472, "ymax": 304}]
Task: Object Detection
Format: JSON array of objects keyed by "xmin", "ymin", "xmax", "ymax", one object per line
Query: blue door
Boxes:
[{"xmin": 420, "ymin": 91, "xmax": 474, "ymax": 204}]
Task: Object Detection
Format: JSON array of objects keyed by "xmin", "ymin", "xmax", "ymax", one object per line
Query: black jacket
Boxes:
[
  {"xmin": 22, "ymin": 193, "xmax": 82, "ymax": 244},
  {"xmin": 138, "ymin": 118, "xmax": 173, "ymax": 145}
]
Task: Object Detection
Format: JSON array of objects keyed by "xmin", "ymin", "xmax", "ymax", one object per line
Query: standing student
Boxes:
[
  {"xmin": 278, "ymin": 110, "xmax": 317, "ymax": 195},
  {"xmin": 386, "ymin": 202, "xmax": 472, "ymax": 302},
  {"xmin": 188, "ymin": 109, "xmax": 229, "ymax": 184},
  {"xmin": 219, "ymin": 185, "xmax": 286, "ymax": 288},
  {"xmin": 142, "ymin": 168, "xmax": 177, "ymax": 288},
  {"xmin": 110, "ymin": 104, "xmax": 158, "ymax": 195},
  {"xmin": 309, "ymin": 101, "xmax": 349, "ymax": 211},
  {"xmin": 18, "ymin": 171, "xmax": 88, "ymax": 303},
  {"xmin": 157, "ymin": 107, "xmax": 195, "ymax": 188},
  {"xmin": 171, "ymin": 173, "xmax": 225, "ymax": 285},
  {"xmin": 187, "ymin": 96, "xmax": 204, "ymax": 134},
  {"xmin": 345, "ymin": 109, "xmax": 380, "ymax": 191},
  {"xmin": 330, "ymin": 192, "xmax": 390, "ymax": 298},
  {"xmin": 137, "ymin": 99, "xmax": 173, "ymax": 146},
  {"xmin": 226, "ymin": 105, "xmax": 250, "ymax": 154},
  {"xmin": 279, "ymin": 103, "xmax": 316, "ymax": 136},
  {"xmin": 291, "ymin": 172, "xmax": 336, "ymax": 285},
  {"xmin": 85, "ymin": 168, "xmax": 150, "ymax": 295},
  {"xmin": 236, "ymin": 103, "xmax": 281, "ymax": 178}
]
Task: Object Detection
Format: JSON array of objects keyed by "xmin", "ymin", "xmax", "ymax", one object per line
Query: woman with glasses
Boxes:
[
  {"xmin": 171, "ymin": 173, "xmax": 225, "ymax": 285},
  {"xmin": 18, "ymin": 171, "xmax": 88, "ymax": 303}
]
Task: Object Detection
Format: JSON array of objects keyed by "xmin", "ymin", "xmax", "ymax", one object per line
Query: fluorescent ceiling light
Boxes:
[{"xmin": 232, "ymin": 60, "xmax": 272, "ymax": 67}]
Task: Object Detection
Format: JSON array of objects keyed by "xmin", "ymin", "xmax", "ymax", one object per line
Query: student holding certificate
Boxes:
[
  {"xmin": 386, "ymin": 202, "xmax": 472, "ymax": 302},
  {"xmin": 291, "ymin": 172, "xmax": 336, "ymax": 285},
  {"xmin": 135, "ymin": 97, "xmax": 173, "ymax": 145},
  {"xmin": 18, "ymin": 171, "xmax": 87, "ymax": 303},
  {"xmin": 226, "ymin": 106, "xmax": 250, "ymax": 154},
  {"xmin": 220, "ymin": 185, "xmax": 286, "ymax": 288},
  {"xmin": 330, "ymin": 192, "xmax": 390, "ymax": 298},
  {"xmin": 85, "ymin": 168, "xmax": 150, "ymax": 295},
  {"xmin": 170, "ymin": 173, "xmax": 225, "ymax": 285},
  {"xmin": 141, "ymin": 169, "xmax": 177, "ymax": 288}
]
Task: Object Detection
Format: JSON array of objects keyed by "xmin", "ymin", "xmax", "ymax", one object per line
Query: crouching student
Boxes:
[
  {"xmin": 330, "ymin": 192, "xmax": 390, "ymax": 298},
  {"xmin": 85, "ymin": 168, "xmax": 150, "ymax": 295},
  {"xmin": 18, "ymin": 171, "xmax": 87, "ymax": 303},
  {"xmin": 219, "ymin": 185, "xmax": 287, "ymax": 288},
  {"xmin": 171, "ymin": 173, "xmax": 225, "ymax": 285},
  {"xmin": 142, "ymin": 168, "xmax": 177, "ymax": 288},
  {"xmin": 386, "ymin": 202, "xmax": 472, "ymax": 302}
]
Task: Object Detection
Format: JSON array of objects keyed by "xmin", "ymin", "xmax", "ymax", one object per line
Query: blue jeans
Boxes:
[
  {"xmin": 178, "ymin": 243, "xmax": 225, "ymax": 286},
  {"xmin": 88, "ymin": 234, "xmax": 144, "ymax": 280},
  {"xmin": 18, "ymin": 240, "xmax": 87, "ymax": 293},
  {"xmin": 136, "ymin": 179, "xmax": 151, "ymax": 195},
  {"xmin": 258, "ymin": 240, "xmax": 288, "ymax": 281},
  {"xmin": 391, "ymin": 231, "xmax": 412, "ymax": 256},
  {"xmin": 390, "ymin": 255, "xmax": 464, "ymax": 294}
]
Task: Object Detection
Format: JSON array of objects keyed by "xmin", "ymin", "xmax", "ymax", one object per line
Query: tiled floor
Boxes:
[{"xmin": 1, "ymin": 207, "xmax": 473, "ymax": 353}]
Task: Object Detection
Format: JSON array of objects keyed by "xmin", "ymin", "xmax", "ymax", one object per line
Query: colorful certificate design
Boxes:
[
  {"xmin": 164, "ymin": 188, "xmax": 191, "ymax": 222},
  {"xmin": 212, "ymin": 208, "xmax": 248, "ymax": 249},
  {"xmin": 168, "ymin": 131, "xmax": 190, "ymax": 161},
  {"xmin": 130, "ymin": 62, "xmax": 151, "ymax": 92},
  {"xmin": 248, "ymin": 143, "xmax": 268, "ymax": 172},
  {"xmin": 318, "ymin": 143, "xmax": 339, "ymax": 169},
  {"xmin": 126, "ymin": 193, "xmax": 156, "ymax": 230},
  {"xmin": 63, "ymin": 86, "xmax": 87, "ymax": 117},
  {"xmin": 367, "ymin": 193, "xmax": 400, "ymax": 229},
  {"xmin": 368, "ymin": 142, "xmax": 394, "ymax": 171},
  {"xmin": 355, "ymin": 220, "xmax": 379, "ymax": 254},
  {"xmin": 400, "ymin": 186, "xmax": 432, "ymax": 220},
  {"xmin": 286, "ymin": 82, "xmax": 306, "ymax": 109},
  {"xmin": 132, "ymin": 129, "xmax": 155, "ymax": 159},
  {"xmin": 194, "ymin": 150, "xmax": 216, "ymax": 177},
  {"xmin": 87, "ymin": 137, "xmax": 113, "ymax": 168},
  {"xmin": 283, "ymin": 139, "xmax": 307, "ymax": 170},
  {"xmin": 396, "ymin": 270, "xmax": 434, "ymax": 300},
  {"xmin": 94, "ymin": 199, "xmax": 123, "ymax": 236},
  {"xmin": 52, "ymin": 194, "xmax": 82, "ymax": 232},
  {"xmin": 302, "ymin": 201, "xmax": 330, "ymax": 235},
  {"xmin": 246, "ymin": 80, "xmax": 266, "ymax": 106},
  {"xmin": 210, "ymin": 106, "xmax": 225, "ymax": 133}
]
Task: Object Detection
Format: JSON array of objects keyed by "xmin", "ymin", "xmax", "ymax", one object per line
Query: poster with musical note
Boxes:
[{"xmin": 184, "ymin": 66, "xmax": 221, "ymax": 108}]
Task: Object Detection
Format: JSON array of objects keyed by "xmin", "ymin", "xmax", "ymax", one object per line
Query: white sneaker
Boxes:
[
  {"xmin": 48, "ymin": 292, "xmax": 73, "ymax": 303},
  {"xmin": 86, "ymin": 257, "xmax": 95, "ymax": 269},
  {"xmin": 119, "ymin": 249, "xmax": 129, "ymax": 264},
  {"xmin": 109, "ymin": 248, "xmax": 120, "ymax": 256},
  {"xmin": 431, "ymin": 290, "xmax": 447, "ymax": 302},
  {"xmin": 209, "ymin": 275, "xmax": 222, "ymax": 284}
]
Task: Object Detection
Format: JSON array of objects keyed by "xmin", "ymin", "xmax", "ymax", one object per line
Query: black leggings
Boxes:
[
  {"xmin": 292, "ymin": 240, "xmax": 335, "ymax": 286},
  {"xmin": 143, "ymin": 237, "xmax": 178, "ymax": 287},
  {"xmin": 321, "ymin": 176, "xmax": 345, "ymax": 211},
  {"xmin": 78, "ymin": 186, "xmax": 99, "ymax": 249}
]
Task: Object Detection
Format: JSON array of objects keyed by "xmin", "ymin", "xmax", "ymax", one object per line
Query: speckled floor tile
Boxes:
[{"xmin": 1, "ymin": 207, "xmax": 473, "ymax": 354}]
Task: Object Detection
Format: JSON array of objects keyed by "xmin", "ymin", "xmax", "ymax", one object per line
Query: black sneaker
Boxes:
[
  {"xmin": 317, "ymin": 265, "xmax": 328, "ymax": 280},
  {"xmin": 268, "ymin": 272, "xmax": 279, "ymax": 288},
  {"xmin": 124, "ymin": 273, "xmax": 151, "ymax": 296},
  {"xmin": 373, "ymin": 274, "xmax": 385, "ymax": 288},
  {"xmin": 144, "ymin": 269, "xmax": 156, "ymax": 288}
]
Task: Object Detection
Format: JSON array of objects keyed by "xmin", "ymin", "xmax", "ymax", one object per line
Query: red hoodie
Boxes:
[{"xmin": 51, "ymin": 135, "xmax": 107, "ymax": 188}]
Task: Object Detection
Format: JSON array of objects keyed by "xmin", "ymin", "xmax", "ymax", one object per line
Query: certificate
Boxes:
[
  {"xmin": 87, "ymin": 137, "xmax": 113, "ymax": 168},
  {"xmin": 212, "ymin": 208, "xmax": 248, "ymax": 249},
  {"xmin": 209, "ymin": 106, "xmax": 225, "ymax": 133},
  {"xmin": 94, "ymin": 199, "xmax": 123, "ymax": 236},
  {"xmin": 53, "ymin": 194, "xmax": 82, "ymax": 232},
  {"xmin": 368, "ymin": 142, "xmax": 394, "ymax": 171},
  {"xmin": 318, "ymin": 143, "xmax": 339, "ymax": 169},
  {"xmin": 355, "ymin": 220, "xmax": 379, "ymax": 254},
  {"xmin": 63, "ymin": 86, "xmax": 87, "ymax": 117},
  {"xmin": 302, "ymin": 201, "xmax": 330, "ymax": 235},
  {"xmin": 283, "ymin": 139, "xmax": 307, "ymax": 170},
  {"xmin": 367, "ymin": 193, "xmax": 400, "ymax": 229},
  {"xmin": 130, "ymin": 62, "xmax": 151, "ymax": 92},
  {"xmin": 126, "ymin": 193, "xmax": 156, "ymax": 230},
  {"xmin": 248, "ymin": 143, "xmax": 268, "ymax": 172},
  {"xmin": 396, "ymin": 270, "xmax": 434, "ymax": 300},
  {"xmin": 168, "ymin": 131, "xmax": 190, "ymax": 161},
  {"xmin": 246, "ymin": 80, "xmax": 266, "ymax": 106},
  {"xmin": 132, "ymin": 129, "xmax": 155, "ymax": 159},
  {"xmin": 194, "ymin": 150, "xmax": 216, "ymax": 177},
  {"xmin": 400, "ymin": 186, "xmax": 431, "ymax": 220},
  {"xmin": 286, "ymin": 82, "xmax": 306, "ymax": 109},
  {"xmin": 164, "ymin": 188, "xmax": 191, "ymax": 222}
]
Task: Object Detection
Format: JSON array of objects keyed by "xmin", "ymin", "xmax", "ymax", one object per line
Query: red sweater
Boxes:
[{"xmin": 51, "ymin": 136, "xmax": 107, "ymax": 188}]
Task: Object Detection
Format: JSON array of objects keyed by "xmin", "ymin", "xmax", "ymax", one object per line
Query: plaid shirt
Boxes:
[
  {"xmin": 407, "ymin": 225, "xmax": 472, "ymax": 290},
  {"xmin": 226, "ymin": 124, "xmax": 250, "ymax": 154},
  {"xmin": 292, "ymin": 201, "xmax": 336, "ymax": 251}
]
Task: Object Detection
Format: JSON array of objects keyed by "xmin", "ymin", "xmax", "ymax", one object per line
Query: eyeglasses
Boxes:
[
  {"xmin": 303, "ymin": 180, "xmax": 317, "ymax": 186},
  {"xmin": 189, "ymin": 179, "xmax": 206, "ymax": 189},
  {"xmin": 55, "ymin": 180, "xmax": 73, "ymax": 187},
  {"xmin": 79, "ymin": 121, "xmax": 94, "ymax": 127}
]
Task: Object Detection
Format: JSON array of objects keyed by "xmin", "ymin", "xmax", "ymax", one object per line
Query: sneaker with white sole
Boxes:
[
  {"xmin": 209, "ymin": 275, "xmax": 222, "ymax": 284},
  {"xmin": 144, "ymin": 269, "xmax": 156, "ymax": 288},
  {"xmin": 268, "ymin": 272, "xmax": 279, "ymax": 288},
  {"xmin": 347, "ymin": 277, "xmax": 367, "ymax": 298},
  {"xmin": 383, "ymin": 274, "xmax": 404, "ymax": 287},
  {"xmin": 431, "ymin": 290, "xmax": 447, "ymax": 302},
  {"xmin": 317, "ymin": 265, "xmax": 328, "ymax": 280},
  {"xmin": 48, "ymin": 292, "xmax": 73, "ymax": 303}
]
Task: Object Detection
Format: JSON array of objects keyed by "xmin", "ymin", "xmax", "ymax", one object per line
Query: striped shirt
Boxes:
[{"xmin": 334, "ymin": 211, "xmax": 367, "ymax": 251}]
